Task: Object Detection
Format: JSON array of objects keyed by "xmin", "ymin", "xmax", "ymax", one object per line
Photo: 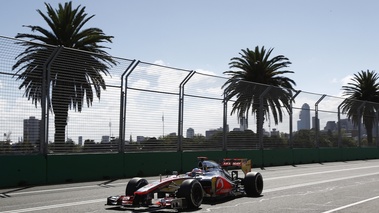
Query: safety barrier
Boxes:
[{"xmin": 2, "ymin": 147, "xmax": 379, "ymax": 189}]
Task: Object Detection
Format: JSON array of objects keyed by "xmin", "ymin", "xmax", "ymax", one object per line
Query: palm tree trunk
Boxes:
[
  {"xmin": 54, "ymin": 107, "xmax": 68, "ymax": 151},
  {"xmin": 365, "ymin": 123, "xmax": 373, "ymax": 145},
  {"xmin": 256, "ymin": 111, "xmax": 264, "ymax": 148},
  {"xmin": 52, "ymin": 83, "xmax": 69, "ymax": 152}
]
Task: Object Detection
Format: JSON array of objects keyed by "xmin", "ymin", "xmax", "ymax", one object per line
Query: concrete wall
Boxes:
[{"xmin": 1, "ymin": 147, "xmax": 379, "ymax": 189}]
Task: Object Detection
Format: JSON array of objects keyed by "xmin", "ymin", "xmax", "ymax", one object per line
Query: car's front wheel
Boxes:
[
  {"xmin": 125, "ymin": 178, "xmax": 148, "ymax": 205},
  {"xmin": 177, "ymin": 179, "xmax": 204, "ymax": 209},
  {"xmin": 125, "ymin": 177, "xmax": 148, "ymax": 196}
]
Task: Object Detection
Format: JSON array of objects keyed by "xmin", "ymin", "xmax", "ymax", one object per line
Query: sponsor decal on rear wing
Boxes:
[{"xmin": 221, "ymin": 158, "xmax": 251, "ymax": 175}]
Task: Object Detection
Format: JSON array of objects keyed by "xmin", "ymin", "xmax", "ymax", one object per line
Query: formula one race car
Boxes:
[{"xmin": 106, "ymin": 157, "xmax": 263, "ymax": 210}]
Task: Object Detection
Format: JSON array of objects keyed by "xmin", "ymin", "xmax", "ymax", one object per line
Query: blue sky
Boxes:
[{"xmin": 2, "ymin": 0, "xmax": 379, "ymax": 96}]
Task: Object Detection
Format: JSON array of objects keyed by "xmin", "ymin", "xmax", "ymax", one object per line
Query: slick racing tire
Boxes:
[
  {"xmin": 177, "ymin": 179, "xmax": 204, "ymax": 209},
  {"xmin": 125, "ymin": 178, "xmax": 148, "ymax": 196},
  {"xmin": 244, "ymin": 171, "xmax": 263, "ymax": 197}
]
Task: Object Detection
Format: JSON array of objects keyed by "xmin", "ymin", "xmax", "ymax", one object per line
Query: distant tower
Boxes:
[
  {"xmin": 186, "ymin": 128, "xmax": 194, "ymax": 139},
  {"xmin": 78, "ymin": 136, "xmax": 83, "ymax": 146},
  {"xmin": 297, "ymin": 103, "xmax": 311, "ymax": 131},
  {"xmin": 23, "ymin": 116, "xmax": 41, "ymax": 144}
]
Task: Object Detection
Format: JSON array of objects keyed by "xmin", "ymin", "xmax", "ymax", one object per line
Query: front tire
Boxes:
[
  {"xmin": 125, "ymin": 178, "xmax": 148, "ymax": 196},
  {"xmin": 177, "ymin": 179, "xmax": 204, "ymax": 209},
  {"xmin": 244, "ymin": 172, "xmax": 263, "ymax": 197}
]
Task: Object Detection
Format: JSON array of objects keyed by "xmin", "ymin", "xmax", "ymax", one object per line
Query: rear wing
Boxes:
[{"xmin": 221, "ymin": 158, "xmax": 252, "ymax": 175}]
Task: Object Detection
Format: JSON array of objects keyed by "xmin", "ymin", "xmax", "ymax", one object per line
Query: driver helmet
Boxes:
[{"xmin": 187, "ymin": 168, "xmax": 202, "ymax": 176}]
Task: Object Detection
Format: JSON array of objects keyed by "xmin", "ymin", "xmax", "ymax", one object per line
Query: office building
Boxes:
[
  {"xmin": 186, "ymin": 128, "xmax": 194, "ymax": 139},
  {"xmin": 101, "ymin": 135, "xmax": 110, "ymax": 143},
  {"xmin": 324, "ymin": 121, "xmax": 337, "ymax": 131},
  {"xmin": 297, "ymin": 103, "xmax": 311, "ymax": 130},
  {"xmin": 78, "ymin": 136, "xmax": 83, "ymax": 146},
  {"xmin": 23, "ymin": 116, "xmax": 40, "ymax": 144}
]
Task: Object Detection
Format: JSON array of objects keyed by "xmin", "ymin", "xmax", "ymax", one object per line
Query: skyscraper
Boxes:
[
  {"xmin": 23, "ymin": 116, "xmax": 40, "ymax": 144},
  {"xmin": 297, "ymin": 103, "xmax": 311, "ymax": 131}
]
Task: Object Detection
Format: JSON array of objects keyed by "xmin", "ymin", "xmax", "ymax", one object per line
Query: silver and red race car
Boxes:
[{"xmin": 106, "ymin": 157, "xmax": 263, "ymax": 210}]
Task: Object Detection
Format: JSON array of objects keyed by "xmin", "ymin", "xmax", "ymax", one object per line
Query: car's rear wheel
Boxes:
[
  {"xmin": 244, "ymin": 172, "xmax": 263, "ymax": 197},
  {"xmin": 125, "ymin": 178, "xmax": 148, "ymax": 196},
  {"xmin": 177, "ymin": 179, "xmax": 203, "ymax": 209}
]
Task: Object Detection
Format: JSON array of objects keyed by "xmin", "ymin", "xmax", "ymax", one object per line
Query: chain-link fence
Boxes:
[
  {"xmin": 1, "ymin": 35, "xmax": 378, "ymax": 154},
  {"xmin": 0, "ymin": 36, "xmax": 134, "ymax": 154}
]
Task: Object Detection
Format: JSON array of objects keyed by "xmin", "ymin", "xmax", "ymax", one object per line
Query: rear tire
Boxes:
[
  {"xmin": 177, "ymin": 179, "xmax": 203, "ymax": 209},
  {"xmin": 125, "ymin": 178, "xmax": 148, "ymax": 196},
  {"xmin": 244, "ymin": 172, "xmax": 263, "ymax": 197}
]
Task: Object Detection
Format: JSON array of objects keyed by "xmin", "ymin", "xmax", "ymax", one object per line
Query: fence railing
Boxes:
[{"xmin": 1, "ymin": 35, "xmax": 378, "ymax": 154}]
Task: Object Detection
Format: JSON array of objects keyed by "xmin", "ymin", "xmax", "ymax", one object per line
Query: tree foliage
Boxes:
[
  {"xmin": 13, "ymin": 2, "xmax": 116, "ymax": 147},
  {"xmin": 223, "ymin": 46, "xmax": 296, "ymax": 135},
  {"xmin": 340, "ymin": 70, "xmax": 379, "ymax": 145}
]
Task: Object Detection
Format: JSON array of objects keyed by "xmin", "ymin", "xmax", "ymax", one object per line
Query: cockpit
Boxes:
[{"xmin": 198, "ymin": 160, "xmax": 221, "ymax": 172}]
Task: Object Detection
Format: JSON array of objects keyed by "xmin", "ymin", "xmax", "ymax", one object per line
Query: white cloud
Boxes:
[
  {"xmin": 153, "ymin": 60, "xmax": 166, "ymax": 66},
  {"xmin": 194, "ymin": 68, "xmax": 217, "ymax": 76},
  {"xmin": 340, "ymin": 75, "xmax": 354, "ymax": 86}
]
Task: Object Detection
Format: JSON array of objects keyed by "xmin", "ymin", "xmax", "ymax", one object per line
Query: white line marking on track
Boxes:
[
  {"xmin": 0, "ymin": 199, "xmax": 104, "ymax": 213},
  {"xmin": 1, "ymin": 178, "xmax": 156, "ymax": 196},
  {"xmin": 264, "ymin": 165, "xmax": 379, "ymax": 181},
  {"xmin": 264, "ymin": 172, "xmax": 379, "ymax": 193},
  {"xmin": 322, "ymin": 195, "xmax": 379, "ymax": 213}
]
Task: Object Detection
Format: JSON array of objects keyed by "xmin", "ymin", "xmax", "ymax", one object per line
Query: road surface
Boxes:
[{"xmin": 1, "ymin": 159, "xmax": 379, "ymax": 212}]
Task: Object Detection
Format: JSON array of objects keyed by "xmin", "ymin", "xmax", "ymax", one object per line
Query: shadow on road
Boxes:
[
  {"xmin": 104, "ymin": 195, "xmax": 264, "ymax": 212},
  {"xmin": 98, "ymin": 179, "xmax": 119, "ymax": 188},
  {"xmin": 0, "ymin": 186, "xmax": 34, "ymax": 198}
]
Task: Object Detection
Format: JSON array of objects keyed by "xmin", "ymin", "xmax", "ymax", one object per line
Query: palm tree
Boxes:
[
  {"xmin": 340, "ymin": 70, "xmax": 379, "ymax": 145},
  {"xmin": 222, "ymin": 46, "xmax": 296, "ymax": 138},
  {"xmin": 12, "ymin": 2, "xmax": 116, "ymax": 149}
]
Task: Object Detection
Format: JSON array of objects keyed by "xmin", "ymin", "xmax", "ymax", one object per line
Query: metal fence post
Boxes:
[
  {"xmin": 120, "ymin": 60, "xmax": 138, "ymax": 153},
  {"xmin": 223, "ymin": 92, "xmax": 228, "ymax": 151},
  {"xmin": 178, "ymin": 71, "xmax": 195, "ymax": 152},
  {"xmin": 119, "ymin": 60, "xmax": 137, "ymax": 153},
  {"xmin": 41, "ymin": 46, "xmax": 62, "ymax": 155},
  {"xmin": 315, "ymin": 94, "xmax": 326, "ymax": 148},
  {"xmin": 337, "ymin": 99, "xmax": 347, "ymax": 148},
  {"xmin": 289, "ymin": 90, "xmax": 301, "ymax": 148}
]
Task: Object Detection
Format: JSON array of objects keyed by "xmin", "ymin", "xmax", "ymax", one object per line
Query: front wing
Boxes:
[{"xmin": 106, "ymin": 194, "xmax": 188, "ymax": 210}]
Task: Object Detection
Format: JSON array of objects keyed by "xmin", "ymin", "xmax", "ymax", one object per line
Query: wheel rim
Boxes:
[{"xmin": 191, "ymin": 183, "xmax": 203, "ymax": 206}]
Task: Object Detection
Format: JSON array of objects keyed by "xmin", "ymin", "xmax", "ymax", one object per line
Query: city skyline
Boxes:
[{"xmin": 5, "ymin": 106, "xmax": 371, "ymax": 145}]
